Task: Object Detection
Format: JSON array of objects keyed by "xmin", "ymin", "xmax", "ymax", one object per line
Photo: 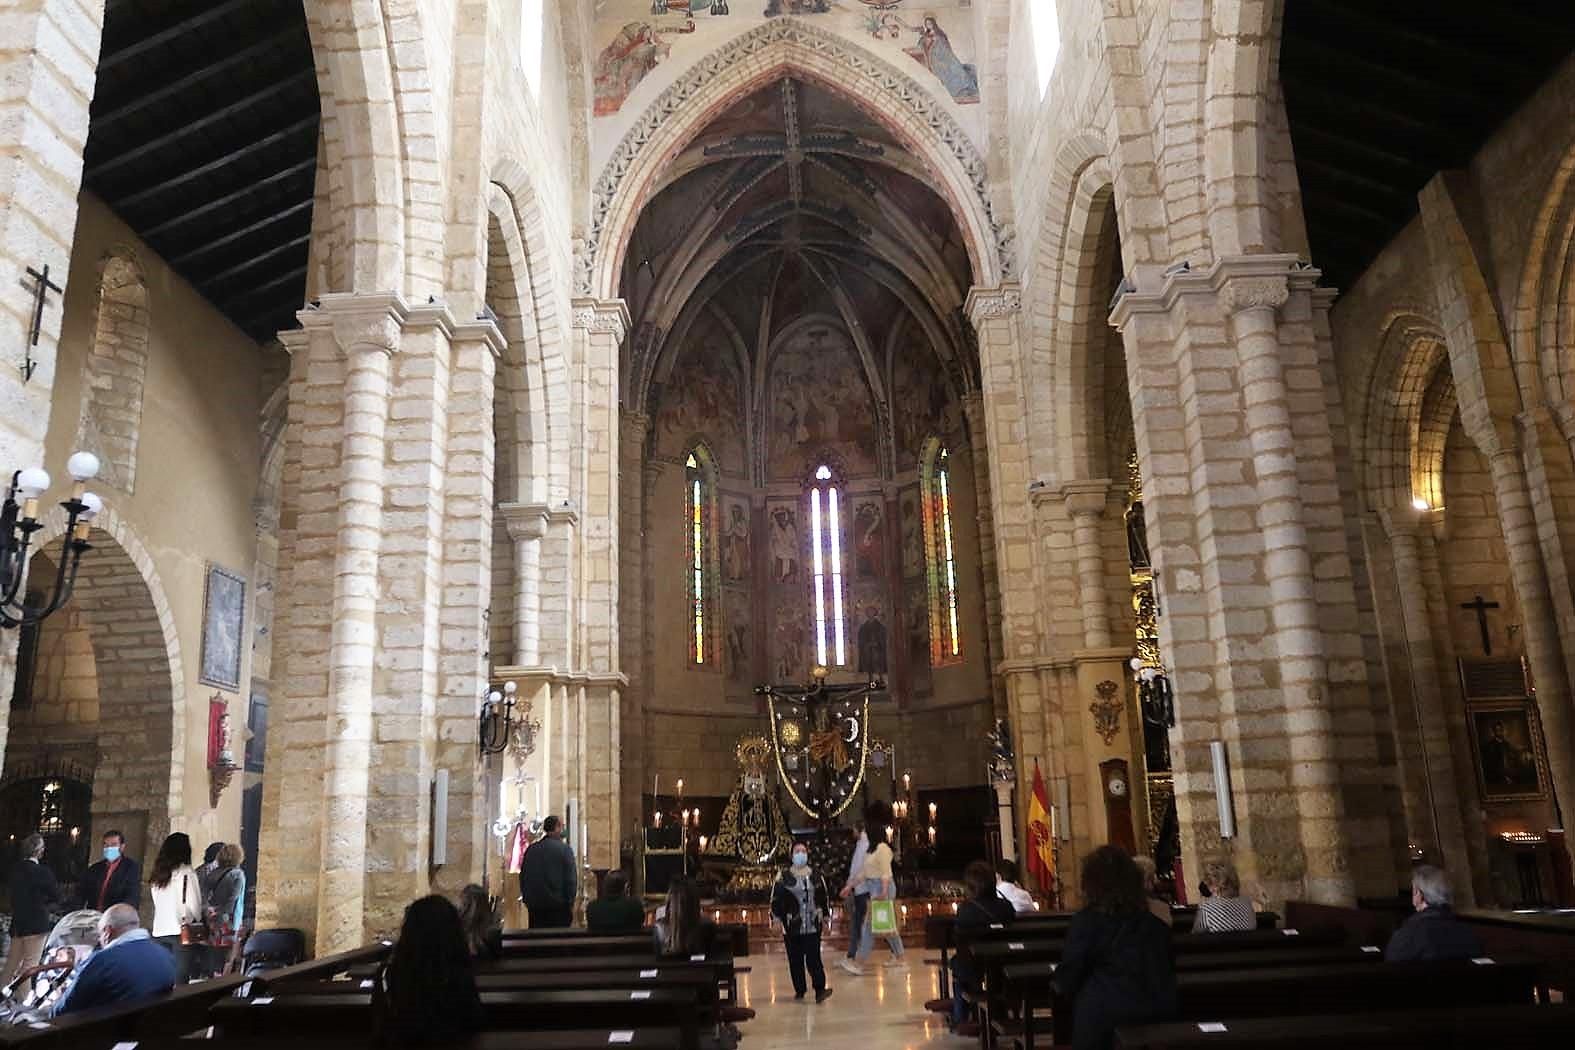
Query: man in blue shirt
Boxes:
[{"xmin": 53, "ymin": 904, "xmax": 175, "ymax": 1016}]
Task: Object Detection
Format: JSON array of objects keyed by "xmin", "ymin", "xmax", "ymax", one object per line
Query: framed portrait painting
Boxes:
[
  {"xmin": 199, "ymin": 564, "xmax": 246, "ymax": 691},
  {"xmin": 1468, "ymin": 702, "xmax": 1548, "ymax": 802}
]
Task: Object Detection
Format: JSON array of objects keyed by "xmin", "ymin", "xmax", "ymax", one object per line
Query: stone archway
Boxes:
[{"xmin": 9, "ymin": 509, "xmax": 183, "ymax": 869}]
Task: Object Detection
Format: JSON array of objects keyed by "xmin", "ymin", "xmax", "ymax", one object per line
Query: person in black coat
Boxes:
[
  {"xmin": 75, "ymin": 830, "xmax": 141, "ymax": 912},
  {"xmin": 1054, "ymin": 846, "xmax": 1178, "ymax": 1050},
  {"xmin": 1385, "ymin": 864, "xmax": 1484, "ymax": 962},
  {"xmin": 769, "ymin": 844, "xmax": 834, "ymax": 1002},
  {"xmin": 950, "ymin": 859, "xmax": 1017, "ymax": 1028},
  {"xmin": 519, "ymin": 816, "xmax": 577, "ymax": 928},
  {"xmin": 2, "ymin": 834, "xmax": 60, "ymax": 984}
]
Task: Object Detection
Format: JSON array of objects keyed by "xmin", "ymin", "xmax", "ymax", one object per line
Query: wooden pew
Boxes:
[
  {"xmin": 1051, "ymin": 957, "xmax": 1540, "ymax": 1046},
  {"xmin": 998, "ymin": 946, "xmax": 1387, "ymax": 1049},
  {"xmin": 1284, "ymin": 899, "xmax": 1403, "ymax": 947},
  {"xmin": 0, "ymin": 942, "xmax": 392, "ymax": 1050},
  {"xmin": 209, "ymin": 987, "xmax": 704, "ymax": 1050},
  {"xmin": 500, "ymin": 933, "xmax": 656, "ymax": 956},
  {"xmin": 1115, "ymin": 1002, "xmax": 1575, "ymax": 1050},
  {"xmin": 86, "ymin": 1030, "xmax": 689, "ymax": 1050},
  {"xmin": 1460, "ymin": 909, "xmax": 1575, "ymax": 995}
]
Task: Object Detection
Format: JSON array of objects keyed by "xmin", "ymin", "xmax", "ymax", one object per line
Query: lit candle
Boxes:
[
  {"xmin": 676, "ymin": 778, "xmax": 684, "ymax": 797},
  {"xmin": 885, "ymin": 825, "xmax": 895, "ymax": 843},
  {"xmin": 901, "ymin": 905, "xmax": 908, "ymax": 918},
  {"xmin": 715, "ymin": 910, "xmax": 721, "ymax": 923},
  {"xmin": 682, "ymin": 808, "xmax": 691, "ymax": 824},
  {"xmin": 951, "ymin": 901, "xmax": 959, "ymax": 914},
  {"xmin": 655, "ymin": 812, "xmax": 663, "ymax": 827},
  {"xmin": 693, "ymin": 808, "xmax": 700, "ymax": 825},
  {"xmin": 699, "ymin": 835, "xmax": 708, "ymax": 852},
  {"xmin": 927, "ymin": 826, "xmax": 937, "ymax": 845},
  {"xmin": 903, "ymin": 772, "xmax": 911, "ymax": 790},
  {"xmin": 928, "ymin": 801, "xmax": 937, "ymax": 820}
]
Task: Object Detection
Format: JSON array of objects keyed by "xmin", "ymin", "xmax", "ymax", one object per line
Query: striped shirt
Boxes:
[{"xmin": 1192, "ymin": 894, "xmax": 1256, "ymax": 933}]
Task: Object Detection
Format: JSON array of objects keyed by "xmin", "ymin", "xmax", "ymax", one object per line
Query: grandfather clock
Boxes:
[{"xmin": 1100, "ymin": 758, "xmax": 1137, "ymax": 855}]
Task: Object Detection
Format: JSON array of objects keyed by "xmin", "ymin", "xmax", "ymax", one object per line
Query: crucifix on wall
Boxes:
[
  {"xmin": 21, "ymin": 264, "xmax": 62, "ymax": 384},
  {"xmin": 1459, "ymin": 593, "xmax": 1501, "ymax": 655}
]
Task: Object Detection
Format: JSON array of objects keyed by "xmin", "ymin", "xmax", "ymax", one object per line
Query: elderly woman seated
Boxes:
[{"xmin": 1190, "ymin": 860, "xmax": 1256, "ymax": 933}]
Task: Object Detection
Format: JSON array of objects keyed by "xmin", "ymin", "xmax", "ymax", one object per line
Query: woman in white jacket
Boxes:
[{"xmin": 148, "ymin": 832, "xmax": 204, "ymax": 984}]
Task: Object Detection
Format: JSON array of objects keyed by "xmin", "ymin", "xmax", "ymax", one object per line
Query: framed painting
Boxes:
[
  {"xmin": 1468, "ymin": 702, "xmax": 1548, "ymax": 802},
  {"xmin": 199, "ymin": 564, "xmax": 246, "ymax": 691}
]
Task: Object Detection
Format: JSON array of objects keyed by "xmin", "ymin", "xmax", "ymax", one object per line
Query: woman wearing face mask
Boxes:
[{"xmin": 770, "ymin": 842, "xmax": 834, "ymax": 1003}]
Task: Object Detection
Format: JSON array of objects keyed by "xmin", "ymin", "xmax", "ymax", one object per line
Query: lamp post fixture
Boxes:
[
  {"xmin": 0, "ymin": 451, "xmax": 103, "ymax": 629},
  {"xmin": 479, "ymin": 680, "xmax": 519, "ymax": 756}
]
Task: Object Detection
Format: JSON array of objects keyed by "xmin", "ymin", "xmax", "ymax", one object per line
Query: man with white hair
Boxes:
[
  {"xmin": 1384, "ymin": 864, "xmax": 1485, "ymax": 962},
  {"xmin": 52, "ymin": 903, "xmax": 175, "ymax": 1016}
]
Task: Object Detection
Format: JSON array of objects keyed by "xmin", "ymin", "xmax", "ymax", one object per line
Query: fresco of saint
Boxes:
[{"xmin": 903, "ymin": 16, "xmax": 979, "ymax": 104}]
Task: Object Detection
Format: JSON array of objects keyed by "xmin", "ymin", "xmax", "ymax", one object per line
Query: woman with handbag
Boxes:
[
  {"xmin": 850, "ymin": 801, "xmax": 907, "ymax": 973},
  {"xmin": 203, "ymin": 843, "xmax": 247, "ymax": 977},
  {"xmin": 148, "ymin": 832, "xmax": 204, "ymax": 984}
]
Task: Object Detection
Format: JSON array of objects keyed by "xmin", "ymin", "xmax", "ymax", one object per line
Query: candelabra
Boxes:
[
  {"xmin": 0, "ymin": 452, "xmax": 103, "ymax": 629},
  {"xmin": 478, "ymin": 680, "xmax": 539, "ymax": 757}
]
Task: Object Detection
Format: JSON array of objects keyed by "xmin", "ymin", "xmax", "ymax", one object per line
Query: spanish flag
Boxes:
[{"xmin": 1026, "ymin": 760, "xmax": 1057, "ymax": 892}]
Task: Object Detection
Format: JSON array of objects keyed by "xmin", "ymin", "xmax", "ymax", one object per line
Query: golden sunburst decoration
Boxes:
[{"xmin": 779, "ymin": 719, "xmax": 804, "ymax": 747}]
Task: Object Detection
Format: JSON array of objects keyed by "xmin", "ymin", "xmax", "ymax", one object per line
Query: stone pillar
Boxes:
[
  {"xmin": 1376, "ymin": 507, "xmax": 1478, "ymax": 903},
  {"xmin": 618, "ymin": 412, "xmax": 649, "ymax": 836},
  {"xmin": 317, "ymin": 297, "xmax": 401, "ymax": 951},
  {"xmin": 962, "ymin": 395, "xmax": 1009, "ymax": 720},
  {"xmin": 966, "ymin": 285, "xmax": 1045, "ymax": 870},
  {"xmin": 1112, "ymin": 255, "xmax": 1393, "ymax": 905},
  {"xmin": 0, "ymin": 0, "xmax": 107, "ymax": 735},
  {"xmin": 1064, "ymin": 481, "xmax": 1114, "ymax": 650},
  {"xmin": 570, "ymin": 299, "xmax": 629, "ymax": 872},
  {"xmin": 497, "ymin": 503, "xmax": 547, "ymax": 665},
  {"xmin": 1480, "ymin": 443, "xmax": 1575, "ymax": 830}
]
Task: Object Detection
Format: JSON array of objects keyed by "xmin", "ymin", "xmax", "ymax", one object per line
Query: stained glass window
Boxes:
[
  {"xmin": 921, "ymin": 443, "xmax": 962, "ymax": 665},
  {"xmin": 809, "ymin": 464, "xmax": 847, "ymax": 666},
  {"xmin": 686, "ymin": 452, "xmax": 707, "ymax": 664}
]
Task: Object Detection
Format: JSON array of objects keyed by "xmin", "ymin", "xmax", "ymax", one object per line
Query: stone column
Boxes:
[
  {"xmin": 962, "ymin": 395, "xmax": 1009, "ymax": 720},
  {"xmin": 1480, "ymin": 443, "xmax": 1575, "ymax": 831},
  {"xmin": 1064, "ymin": 481, "xmax": 1114, "ymax": 649},
  {"xmin": 1113, "ymin": 256, "xmax": 1392, "ymax": 905},
  {"xmin": 497, "ymin": 503, "xmax": 547, "ymax": 665},
  {"xmin": 318, "ymin": 295, "xmax": 402, "ymax": 951},
  {"xmin": 0, "ymin": 0, "xmax": 107, "ymax": 731},
  {"xmin": 570, "ymin": 298, "xmax": 629, "ymax": 873},
  {"xmin": 618, "ymin": 411, "xmax": 649, "ymax": 835},
  {"xmin": 1376, "ymin": 507, "xmax": 1479, "ymax": 902},
  {"xmin": 966, "ymin": 285, "xmax": 1045, "ymax": 869}
]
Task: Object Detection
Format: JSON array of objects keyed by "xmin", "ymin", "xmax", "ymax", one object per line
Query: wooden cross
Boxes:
[
  {"xmin": 1459, "ymin": 593, "xmax": 1500, "ymax": 655},
  {"xmin": 22, "ymin": 264, "xmax": 62, "ymax": 384}
]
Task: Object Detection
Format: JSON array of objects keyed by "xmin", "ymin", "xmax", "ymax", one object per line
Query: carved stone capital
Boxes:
[
  {"xmin": 1061, "ymin": 478, "xmax": 1113, "ymax": 518},
  {"xmin": 571, "ymin": 297, "xmax": 631, "ymax": 343},
  {"xmin": 1219, "ymin": 275, "xmax": 1290, "ymax": 316},
  {"xmin": 497, "ymin": 502, "xmax": 550, "ymax": 542},
  {"xmin": 302, "ymin": 291, "xmax": 408, "ymax": 358},
  {"xmin": 965, "ymin": 284, "xmax": 1023, "ymax": 326}
]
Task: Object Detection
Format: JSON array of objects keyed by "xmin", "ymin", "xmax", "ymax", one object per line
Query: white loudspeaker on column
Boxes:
[
  {"xmin": 1210, "ymin": 741, "xmax": 1235, "ymax": 840},
  {"xmin": 432, "ymin": 769, "xmax": 450, "ymax": 867}
]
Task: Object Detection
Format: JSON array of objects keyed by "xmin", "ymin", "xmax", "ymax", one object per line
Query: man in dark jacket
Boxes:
[
  {"xmin": 2, "ymin": 834, "xmax": 60, "ymax": 984},
  {"xmin": 1385, "ymin": 864, "xmax": 1484, "ymax": 962},
  {"xmin": 52, "ymin": 904, "xmax": 174, "ymax": 1016},
  {"xmin": 75, "ymin": 830, "xmax": 141, "ymax": 911},
  {"xmin": 519, "ymin": 816, "xmax": 577, "ymax": 928}
]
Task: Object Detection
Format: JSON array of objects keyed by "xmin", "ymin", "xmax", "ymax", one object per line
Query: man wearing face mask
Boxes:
[
  {"xmin": 75, "ymin": 830, "xmax": 142, "ymax": 912},
  {"xmin": 52, "ymin": 904, "xmax": 175, "ymax": 1016},
  {"xmin": 770, "ymin": 842, "xmax": 834, "ymax": 1003}
]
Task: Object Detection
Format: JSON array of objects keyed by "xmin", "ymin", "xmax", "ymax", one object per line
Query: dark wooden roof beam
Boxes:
[
  {"xmin": 96, "ymin": 0, "xmax": 262, "ymax": 75},
  {"xmin": 91, "ymin": 29, "xmax": 308, "ymax": 134},
  {"xmin": 113, "ymin": 116, "xmax": 317, "ymax": 210},
  {"xmin": 137, "ymin": 158, "xmax": 316, "ymax": 239},
  {"xmin": 216, "ymin": 267, "xmax": 309, "ymax": 312},
  {"xmin": 1298, "ymin": 190, "xmax": 1395, "ymax": 228},
  {"xmin": 87, "ymin": 69, "xmax": 317, "ymax": 180},
  {"xmin": 170, "ymin": 200, "xmax": 314, "ymax": 266},
  {"xmin": 203, "ymin": 235, "xmax": 313, "ymax": 287},
  {"xmin": 1286, "ymin": 124, "xmax": 1432, "ymax": 182},
  {"xmin": 1280, "ymin": 40, "xmax": 1493, "ymax": 116},
  {"xmin": 1294, "ymin": 159, "xmax": 1416, "ymax": 205},
  {"xmin": 1288, "ymin": 3, "xmax": 1532, "ymax": 77}
]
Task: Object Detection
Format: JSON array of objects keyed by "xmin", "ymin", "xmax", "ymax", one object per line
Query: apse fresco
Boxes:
[
  {"xmin": 891, "ymin": 345, "xmax": 961, "ymax": 470},
  {"xmin": 590, "ymin": 1, "xmax": 984, "ymax": 154},
  {"xmin": 653, "ymin": 339, "xmax": 747, "ymax": 474},
  {"xmin": 766, "ymin": 327, "xmax": 878, "ymax": 480}
]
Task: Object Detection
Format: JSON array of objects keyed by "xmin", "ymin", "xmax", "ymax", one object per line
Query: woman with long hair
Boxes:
[
  {"xmin": 848, "ymin": 800, "xmax": 905, "ymax": 974},
  {"xmin": 1054, "ymin": 846, "xmax": 1177, "ymax": 1050},
  {"xmin": 654, "ymin": 877, "xmax": 716, "ymax": 957},
  {"xmin": 148, "ymin": 832, "xmax": 203, "ymax": 984},
  {"xmin": 372, "ymin": 895, "xmax": 483, "ymax": 1046},
  {"xmin": 457, "ymin": 884, "xmax": 502, "ymax": 961}
]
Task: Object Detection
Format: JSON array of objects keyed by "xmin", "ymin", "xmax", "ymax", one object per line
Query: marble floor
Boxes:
[{"xmin": 738, "ymin": 943, "xmax": 968, "ymax": 1049}]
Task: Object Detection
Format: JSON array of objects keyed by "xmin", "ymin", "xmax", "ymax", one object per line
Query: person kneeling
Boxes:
[
  {"xmin": 53, "ymin": 905, "xmax": 175, "ymax": 1017},
  {"xmin": 771, "ymin": 844, "xmax": 834, "ymax": 1003}
]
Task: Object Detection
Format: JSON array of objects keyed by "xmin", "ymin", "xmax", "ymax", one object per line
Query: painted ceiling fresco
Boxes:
[
  {"xmin": 627, "ymin": 74, "xmax": 975, "ymax": 487},
  {"xmin": 591, "ymin": 2, "xmax": 983, "ymax": 172}
]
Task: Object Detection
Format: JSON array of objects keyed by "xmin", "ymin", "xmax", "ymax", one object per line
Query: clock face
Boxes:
[{"xmin": 1108, "ymin": 776, "xmax": 1128, "ymax": 798}]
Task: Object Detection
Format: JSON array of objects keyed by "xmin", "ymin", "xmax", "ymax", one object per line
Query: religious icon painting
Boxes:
[
  {"xmin": 199, "ymin": 564, "xmax": 246, "ymax": 691},
  {"xmin": 1467, "ymin": 701, "xmax": 1549, "ymax": 802}
]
